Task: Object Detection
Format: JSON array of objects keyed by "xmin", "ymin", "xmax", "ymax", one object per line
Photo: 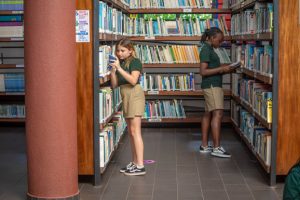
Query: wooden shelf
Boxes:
[
  {"xmin": 231, "ymin": 32, "xmax": 272, "ymax": 41},
  {"xmin": 0, "ymin": 64, "xmax": 24, "ymax": 69},
  {"xmin": 0, "ymin": 37, "xmax": 23, "ymax": 42},
  {"xmin": 232, "ymin": 0, "xmax": 256, "ymax": 13},
  {"xmin": 130, "ymin": 35, "xmax": 232, "ymax": 41},
  {"xmin": 99, "ymin": 33, "xmax": 126, "ymax": 41},
  {"xmin": 99, "ymin": 73, "xmax": 111, "ymax": 85},
  {"xmin": 0, "ymin": 118, "xmax": 25, "ymax": 122},
  {"xmin": 145, "ymin": 89, "xmax": 232, "ymax": 96},
  {"xmin": 143, "ymin": 63, "xmax": 200, "ymax": 68},
  {"xmin": 0, "ymin": 10, "xmax": 23, "ymax": 15},
  {"xmin": 0, "ymin": 92, "xmax": 24, "ymax": 96},
  {"xmin": 129, "ymin": 8, "xmax": 232, "ymax": 14},
  {"xmin": 232, "ymin": 122, "xmax": 270, "ymax": 173},
  {"xmin": 232, "ymin": 94, "xmax": 272, "ymax": 130},
  {"xmin": 142, "ymin": 116, "xmax": 231, "ymax": 123},
  {"xmin": 239, "ymin": 68, "xmax": 273, "ymax": 85},
  {"xmin": 99, "ymin": 0, "xmax": 129, "ymax": 13}
]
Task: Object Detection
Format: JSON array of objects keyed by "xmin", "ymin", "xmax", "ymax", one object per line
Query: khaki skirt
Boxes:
[{"xmin": 120, "ymin": 84, "xmax": 145, "ymax": 118}]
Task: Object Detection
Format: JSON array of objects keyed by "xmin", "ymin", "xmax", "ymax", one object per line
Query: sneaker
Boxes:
[
  {"xmin": 124, "ymin": 165, "xmax": 146, "ymax": 176},
  {"xmin": 211, "ymin": 146, "xmax": 231, "ymax": 158},
  {"xmin": 120, "ymin": 162, "xmax": 135, "ymax": 173},
  {"xmin": 199, "ymin": 145, "xmax": 213, "ymax": 153}
]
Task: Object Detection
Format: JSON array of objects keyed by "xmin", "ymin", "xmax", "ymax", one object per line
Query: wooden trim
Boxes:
[
  {"xmin": 239, "ymin": 68, "xmax": 273, "ymax": 85},
  {"xmin": 143, "ymin": 63, "xmax": 200, "ymax": 68},
  {"xmin": 0, "ymin": 37, "xmax": 24, "ymax": 42},
  {"xmin": 0, "ymin": 64, "xmax": 24, "ymax": 69},
  {"xmin": 145, "ymin": 89, "xmax": 232, "ymax": 96},
  {"xmin": 129, "ymin": 8, "xmax": 232, "ymax": 14},
  {"xmin": 99, "ymin": 33, "xmax": 126, "ymax": 41},
  {"xmin": 0, "ymin": 92, "xmax": 24, "ymax": 96},
  {"xmin": 130, "ymin": 35, "xmax": 232, "ymax": 41},
  {"xmin": 231, "ymin": 94, "xmax": 272, "ymax": 130},
  {"xmin": 0, "ymin": 118, "xmax": 25, "ymax": 122},
  {"xmin": 142, "ymin": 116, "xmax": 231, "ymax": 123},
  {"xmin": 231, "ymin": 33, "xmax": 272, "ymax": 41},
  {"xmin": 232, "ymin": 122, "xmax": 270, "ymax": 173}
]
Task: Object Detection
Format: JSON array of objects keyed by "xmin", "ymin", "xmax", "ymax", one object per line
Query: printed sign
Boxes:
[{"xmin": 76, "ymin": 10, "xmax": 90, "ymax": 43}]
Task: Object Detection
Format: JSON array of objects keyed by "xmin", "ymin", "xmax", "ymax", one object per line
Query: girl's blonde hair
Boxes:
[{"xmin": 115, "ymin": 38, "xmax": 136, "ymax": 68}]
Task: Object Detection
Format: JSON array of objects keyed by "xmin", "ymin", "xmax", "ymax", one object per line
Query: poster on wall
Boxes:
[{"xmin": 75, "ymin": 10, "xmax": 90, "ymax": 43}]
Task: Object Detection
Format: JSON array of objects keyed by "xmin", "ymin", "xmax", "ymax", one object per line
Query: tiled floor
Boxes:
[{"xmin": 0, "ymin": 126, "xmax": 284, "ymax": 200}]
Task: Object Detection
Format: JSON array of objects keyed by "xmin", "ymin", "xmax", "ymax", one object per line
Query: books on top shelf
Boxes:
[
  {"xmin": 134, "ymin": 44, "xmax": 200, "ymax": 64},
  {"xmin": 140, "ymin": 73, "xmax": 195, "ymax": 91},
  {"xmin": 0, "ymin": 0, "xmax": 23, "ymax": 11},
  {"xmin": 0, "ymin": 104, "xmax": 25, "ymax": 118},
  {"xmin": 144, "ymin": 99, "xmax": 186, "ymax": 119},
  {"xmin": 128, "ymin": 14, "xmax": 229, "ymax": 36},
  {"xmin": 0, "ymin": 73, "xmax": 24, "ymax": 92},
  {"xmin": 231, "ymin": 2, "xmax": 273, "ymax": 36}
]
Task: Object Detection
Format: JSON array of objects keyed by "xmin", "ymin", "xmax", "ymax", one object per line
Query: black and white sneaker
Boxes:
[
  {"xmin": 120, "ymin": 162, "xmax": 135, "ymax": 173},
  {"xmin": 211, "ymin": 146, "xmax": 231, "ymax": 158},
  {"xmin": 124, "ymin": 165, "xmax": 146, "ymax": 176},
  {"xmin": 199, "ymin": 145, "xmax": 213, "ymax": 153}
]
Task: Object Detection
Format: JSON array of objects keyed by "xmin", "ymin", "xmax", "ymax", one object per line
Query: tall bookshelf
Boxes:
[
  {"xmin": 0, "ymin": 2, "xmax": 25, "ymax": 123},
  {"xmin": 230, "ymin": 0, "xmax": 300, "ymax": 185}
]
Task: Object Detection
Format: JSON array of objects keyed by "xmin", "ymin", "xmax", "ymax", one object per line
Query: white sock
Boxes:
[{"xmin": 136, "ymin": 165, "xmax": 144, "ymax": 169}]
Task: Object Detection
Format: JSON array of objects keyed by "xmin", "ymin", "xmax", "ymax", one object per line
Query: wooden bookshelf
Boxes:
[
  {"xmin": 232, "ymin": 0, "xmax": 257, "ymax": 13},
  {"xmin": 99, "ymin": 0, "xmax": 129, "ymax": 13},
  {"xmin": 239, "ymin": 68, "xmax": 273, "ymax": 85},
  {"xmin": 231, "ymin": 32, "xmax": 272, "ymax": 41},
  {"xmin": 0, "ymin": 64, "xmax": 24, "ymax": 69},
  {"xmin": 129, "ymin": 8, "xmax": 232, "ymax": 14},
  {"xmin": 0, "ymin": 118, "xmax": 25, "ymax": 123},
  {"xmin": 143, "ymin": 63, "xmax": 200, "ymax": 68},
  {"xmin": 99, "ymin": 102, "xmax": 122, "ymax": 130},
  {"xmin": 232, "ymin": 94, "xmax": 272, "ymax": 130},
  {"xmin": 0, "ymin": 37, "xmax": 23, "ymax": 42},
  {"xmin": 145, "ymin": 89, "xmax": 232, "ymax": 96},
  {"xmin": 232, "ymin": 122, "xmax": 270, "ymax": 173},
  {"xmin": 142, "ymin": 116, "xmax": 231, "ymax": 123},
  {"xmin": 130, "ymin": 35, "xmax": 232, "ymax": 41},
  {"xmin": 99, "ymin": 33, "xmax": 126, "ymax": 41},
  {"xmin": 0, "ymin": 10, "xmax": 23, "ymax": 15},
  {"xmin": 0, "ymin": 92, "xmax": 25, "ymax": 96}
]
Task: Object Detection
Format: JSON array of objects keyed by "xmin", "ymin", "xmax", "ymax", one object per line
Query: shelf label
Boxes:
[
  {"xmin": 16, "ymin": 64, "xmax": 24, "ymax": 68},
  {"xmin": 147, "ymin": 91, "xmax": 159, "ymax": 95},
  {"xmin": 148, "ymin": 118, "xmax": 162, "ymax": 122},
  {"xmin": 183, "ymin": 8, "xmax": 192, "ymax": 13},
  {"xmin": 76, "ymin": 10, "xmax": 90, "ymax": 43},
  {"xmin": 145, "ymin": 36, "xmax": 155, "ymax": 40}
]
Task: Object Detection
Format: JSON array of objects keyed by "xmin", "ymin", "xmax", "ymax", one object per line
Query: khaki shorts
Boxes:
[
  {"xmin": 203, "ymin": 86, "xmax": 224, "ymax": 112},
  {"xmin": 120, "ymin": 84, "xmax": 145, "ymax": 118}
]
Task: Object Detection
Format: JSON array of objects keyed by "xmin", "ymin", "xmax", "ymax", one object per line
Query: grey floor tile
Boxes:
[
  {"xmin": 252, "ymin": 189, "xmax": 279, "ymax": 200},
  {"xmin": 201, "ymin": 179, "xmax": 225, "ymax": 191},
  {"xmin": 177, "ymin": 173, "xmax": 200, "ymax": 185},
  {"xmin": 225, "ymin": 185, "xmax": 253, "ymax": 199},
  {"xmin": 203, "ymin": 190, "xmax": 229, "ymax": 200},
  {"xmin": 221, "ymin": 173, "xmax": 246, "ymax": 185},
  {"xmin": 178, "ymin": 184, "xmax": 203, "ymax": 200}
]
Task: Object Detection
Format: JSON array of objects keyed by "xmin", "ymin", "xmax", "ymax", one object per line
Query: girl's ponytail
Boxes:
[{"xmin": 201, "ymin": 29, "xmax": 209, "ymax": 42}]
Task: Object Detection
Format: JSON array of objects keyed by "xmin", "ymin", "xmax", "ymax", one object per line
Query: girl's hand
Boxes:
[
  {"xmin": 221, "ymin": 65, "xmax": 234, "ymax": 74},
  {"xmin": 109, "ymin": 59, "xmax": 121, "ymax": 71}
]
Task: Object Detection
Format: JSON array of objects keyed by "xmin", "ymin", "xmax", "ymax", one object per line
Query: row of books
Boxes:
[
  {"xmin": 213, "ymin": 47, "xmax": 231, "ymax": 64},
  {"xmin": 0, "ymin": 0, "xmax": 23, "ymax": 10},
  {"xmin": 128, "ymin": 14, "xmax": 229, "ymax": 36},
  {"xmin": 99, "ymin": 87, "xmax": 122, "ymax": 123},
  {"xmin": 231, "ymin": 43, "xmax": 273, "ymax": 76},
  {"xmin": 99, "ymin": 112, "xmax": 127, "ymax": 168},
  {"xmin": 232, "ymin": 75, "xmax": 272, "ymax": 123},
  {"xmin": 0, "ymin": 104, "xmax": 25, "ymax": 118},
  {"xmin": 0, "ymin": 15, "xmax": 22, "ymax": 22},
  {"xmin": 134, "ymin": 44, "xmax": 200, "ymax": 64},
  {"xmin": 0, "ymin": 21, "xmax": 23, "ymax": 37},
  {"xmin": 231, "ymin": 3, "xmax": 273, "ymax": 35},
  {"xmin": 140, "ymin": 73, "xmax": 195, "ymax": 91},
  {"xmin": 0, "ymin": 73, "xmax": 24, "ymax": 92},
  {"xmin": 144, "ymin": 99, "xmax": 186, "ymax": 119},
  {"xmin": 128, "ymin": 0, "xmax": 220, "ymax": 9},
  {"xmin": 99, "ymin": 45, "xmax": 113, "ymax": 76}
]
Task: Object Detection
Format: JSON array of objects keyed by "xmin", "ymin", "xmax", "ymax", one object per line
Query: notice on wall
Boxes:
[{"xmin": 75, "ymin": 10, "xmax": 90, "ymax": 43}]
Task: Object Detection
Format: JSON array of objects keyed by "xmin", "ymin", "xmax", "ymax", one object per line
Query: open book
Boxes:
[{"xmin": 229, "ymin": 61, "xmax": 242, "ymax": 69}]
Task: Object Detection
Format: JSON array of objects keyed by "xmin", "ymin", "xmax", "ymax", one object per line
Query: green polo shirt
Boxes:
[
  {"xmin": 199, "ymin": 42, "xmax": 222, "ymax": 89},
  {"xmin": 283, "ymin": 164, "xmax": 300, "ymax": 200},
  {"xmin": 117, "ymin": 57, "xmax": 142, "ymax": 86}
]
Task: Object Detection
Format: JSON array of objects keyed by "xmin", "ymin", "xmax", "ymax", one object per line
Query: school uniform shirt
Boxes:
[
  {"xmin": 199, "ymin": 42, "xmax": 222, "ymax": 89},
  {"xmin": 117, "ymin": 57, "xmax": 142, "ymax": 86}
]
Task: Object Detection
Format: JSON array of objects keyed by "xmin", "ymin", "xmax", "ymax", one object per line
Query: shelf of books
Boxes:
[
  {"xmin": 143, "ymin": 63, "xmax": 200, "ymax": 68},
  {"xmin": 129, "ymin": 8, "xmax": 231, "ymax": 14},
  {"xmin": 0, "ymin": 117, "xmax": 25, "ymax": 122},
  {"xmin": 239, "ymin": 68, "xmax": 272, "ymax": 85},
  {"xmin": 231, "ymin": 0, "xmax": 264, "ymax": 13},
  {"xmin": 144, "ymin": 89, "xmax": 232, "ymax": 96},
  {"xmin": 99, "ymin": 72, "xmax": 111, "ymax": 85},
  {"xmin": 0, "ymin": 64, "xmax": 24, "ymax": 69},
  {"xmin": 130, "ymin": 36, "xmax": 232, "ymax": 41},
  {"xmin": 99, "ymin": 33, "xmax": 126, "ymax": 41},
  {"xmin": 231, "ymin": 33, "xmax": 272, "ymax": 41},
  {"xmin": 143, "ymin": 116, "xmax": 232, "ymax": 123},
  {"xmin": 100, "ymin": 0, "xmax": 129, "ymax": 13}
]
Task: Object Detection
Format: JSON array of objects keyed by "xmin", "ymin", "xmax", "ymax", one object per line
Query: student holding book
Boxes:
[
  {"xmin": 109, "ymin": 38, "xmax": 146, "ymax": 176},
  {"xmin": 199, "ymin": 27, "xmax": 240, "ymax": 158}
]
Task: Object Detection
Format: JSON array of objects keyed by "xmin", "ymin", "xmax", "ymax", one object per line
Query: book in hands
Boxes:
[
  {"xmin": 107, "ymin": 54, "xmax": 117, "ymax": 70},
  {"xmin": 229, "ymin": 61, "xmax": 241, "ymax": 69}
]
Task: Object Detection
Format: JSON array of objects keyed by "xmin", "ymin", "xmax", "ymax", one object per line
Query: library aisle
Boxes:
[{"xmin": 0, "ymin": 126, "xmax": 284, "ymax": 200}]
